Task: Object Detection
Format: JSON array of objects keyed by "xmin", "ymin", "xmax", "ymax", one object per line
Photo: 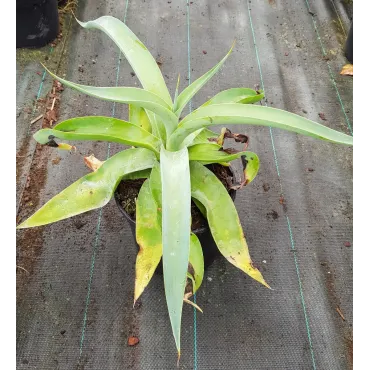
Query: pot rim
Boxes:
[{"xmin": 114, "ymin": 164, "xmax": 237, "ymax": 235}]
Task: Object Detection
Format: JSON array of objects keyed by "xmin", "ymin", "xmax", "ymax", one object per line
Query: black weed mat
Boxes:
[{"xmin": 16, "ymin": 0, "xmax": 352, "ymax": 369}]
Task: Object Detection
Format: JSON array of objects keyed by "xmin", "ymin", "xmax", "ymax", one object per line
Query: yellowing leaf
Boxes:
[
  {"xmin": 57, "ymin": 143, "xmax": 76, "ymax": 151},
  {"xmin": 190, "ymin": 161, "xmax": 270, "ymax": 288},
  {"xmin": 134, "ymin": 180, "xmax": 162, "ymax": 304},
  {"xmin": 340, "ymin": 64, "xmax": 353, "ymax": 76}
]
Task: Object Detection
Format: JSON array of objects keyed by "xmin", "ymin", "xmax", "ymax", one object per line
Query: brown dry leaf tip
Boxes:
[
  {"xmin": 340, "ymin": 64, "xmax": 353, "ymax": 76},
  {"xmin": 224, "ymin": 130, "xmax": 249, "ymax": 149},
  {"xmin": 222, "ymin": 147, "xmax": 239, "ymax": 154},
  {"xmin": 84, "ymin": 154, "xmax": 104, "ymax": 172},
  {"xmin": 127, "ymin": 336, "xmax": 139, "ymax": 346},
  {"xmin": 230, "ymin": 155, "xmax": 249, "ymax": 190},
  {"xmin": 184, "ymin": 298, "xmax": 203, "ymax": 313}
]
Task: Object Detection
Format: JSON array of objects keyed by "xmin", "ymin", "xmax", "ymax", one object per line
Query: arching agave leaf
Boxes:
[
  {"xmin": 160, "ymin": 146, "xmax": 191, "ymax": 357},
  {"xmin": 77, "ymin": 15, "xmax": 172, "ymax": 105},
  {"xmin": 34, "ymin": 116, "xmax": 161, "ymax": 155},
  {"xmin": 134, "ymin": 180, "xmax": 162, "ymax": 304},
  {"xmin": 190, "ymin": 161, "xmax": 270, "ymax": 288},
  {"xmin": 200, "ymin": 87, "xmax": 264, "ymax": 107},
  {"xmin": 168, "ymin": 103, "xmax": 353, "ymax": 150},
  {"xmin": 149, "ymin": 163, "xmax": 162, "ymax": 207},
  {"xmin": 188, "ymin": 233, "xmax": 204, "ymax": 294},
  {"xmin": 129, "ymin": 105, "xmax": 152, "ymax": 133},
  {"xmin": 174, "ymin": 42, "xmax": 235, "ymax": 117},
  {"xmin": 43, "ymin": 66, "xmax": 178, "ymax": 137},
  {"xmin": 17, "ymin": 149, "xmax": 157, "ymax": 229}
]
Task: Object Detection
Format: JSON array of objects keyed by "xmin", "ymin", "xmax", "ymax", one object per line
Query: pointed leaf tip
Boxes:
[{"xmin": 15, "ymin": 149, "xmax": 157, "ymax": 229}]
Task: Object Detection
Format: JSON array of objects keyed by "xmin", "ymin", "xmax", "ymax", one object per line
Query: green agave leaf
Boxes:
[
  {"xmin": 189, "ymin": 144, "xmax": 260, "ymax": 185},
  {"xmin": 243, "ymin": 152, "xmax": 259, "ymax": 185},
  {"xmin": 160, "ymin": 146, "xmax": 191, "ymax": 356},
  {"xmin": 182, "ymin": 127, "xmax": 219, "ymax": 149},
  {"xmin": 17, "ymin": 149, "xmax": 157, "ymax": 229},
  {"xmin": 173, "ymin": 73, "xmax": 181, "ymax": 108},
  {"xmin": 174, "ymin": 42, "xmax": 235, "ymax": 117},
  {"xmin": 189, "ymin": 128, "xmax": 218, "ymax": 145},
  {"xmin": 43, "ymin": 66, "xmax": 178, "ymax": 136},
  {"xmin": 190, "ymin": 161, "xmax": 270, "ymax": 288},
  {"xmin": 146, "ymin": 112, "xmax": 167, "ymax": 145},
  {"xmin": 129, "ymin": 105, "xmax": 152, "ymax": 133},
  {"xmin": 168, "ymin": 103, "xmax": 353, "ymax": 150},
  {"xmin": 200, "ymin": 88, "xmax": 264, "ymax": 107},
  {"xmin": 134, "ymin": 180, "xmax": 162, "ymax": 304},
  {"xmin": 193, "ymin": 198, "xmax": 207, "ymax": 219},
  {"xmin": 34, "ymin": 116, "xmax": 160, "ymax": 155},
  {"xmin": 121, "ymin": 169, "xmax": 152, "ymax": 180},
  {"xmin": 188, "ymin": 233, "xmax": 204, "ymax": 294},
  {"xmin": 149, "ymin": 163, "xmax": 162, "ymax": 207},
  {"xmin": 77, "ymin": 15, "xmax": 172, "ymax": 105}
]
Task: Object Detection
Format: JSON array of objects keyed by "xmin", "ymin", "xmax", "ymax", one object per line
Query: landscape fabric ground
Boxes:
[{"xmin": 16, "ymin": 0, "xmax": 353, "ymax": 369}]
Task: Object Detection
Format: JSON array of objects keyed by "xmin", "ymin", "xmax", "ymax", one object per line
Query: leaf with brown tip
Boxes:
[
  {"xmin": 134, "ymin": 180, "xmax": 162, "ymax": 303},
  {"xmin": 190, "ymin": 161, "xmax": 270, "ymax": 288}
]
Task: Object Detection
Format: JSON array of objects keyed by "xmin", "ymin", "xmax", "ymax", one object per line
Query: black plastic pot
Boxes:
[
  {"xmin": 16, "ymin": 0, "xmax": 59, "ymax": 48},
  {"xmin": 345, "ymin": 23, "xmax": 360, "ymax": 64},
  {"xmin": 114, "ymin": 169, "xmax": 236, "ymax": 273},
  {"xmin": 345, "ymin": 0, "xmax": 360, "ymax": 64}
]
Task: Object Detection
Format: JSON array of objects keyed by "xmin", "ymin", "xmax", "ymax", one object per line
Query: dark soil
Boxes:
[
  {"xmin": 116, "ymin": 163, "xmax": 235, "ymax": 230},
  {"xmin": 116, "ymin": 179, "xmax": 146, "ymax": 220}
]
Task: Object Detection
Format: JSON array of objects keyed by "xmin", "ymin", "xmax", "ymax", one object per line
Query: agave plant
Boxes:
[{"xmin": 17, "ymin": 16, "xmax": 353, "ymax": 358}]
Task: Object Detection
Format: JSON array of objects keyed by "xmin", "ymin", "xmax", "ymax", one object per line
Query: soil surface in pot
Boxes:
[{"xmin": 116, "ymin": 163, "xmax": 234, "ymax": 229}]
